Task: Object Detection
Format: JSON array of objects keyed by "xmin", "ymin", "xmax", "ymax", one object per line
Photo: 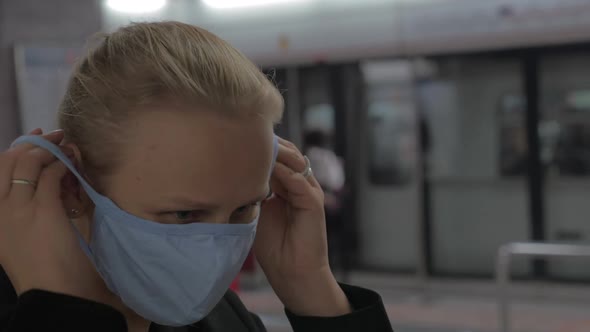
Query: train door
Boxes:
[
  {"xmin": 417, "ymin": 56, "xmax": 531, "ymax": 276},
  {"xmin": 358, "ymin": 60, "xmax": 422, "ymax": 271},
  {"xmin": 540, "ymin": 50, "xmax": 590, "ymax": 280}
]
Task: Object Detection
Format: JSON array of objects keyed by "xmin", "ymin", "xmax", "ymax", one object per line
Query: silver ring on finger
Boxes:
[
  {"xmin": 11, "ymin": 178, "xmax": 38, "ymax": 189},
  {"xmin": 300, "ymin": 156, "xmax": 313, "ymax": 178}
]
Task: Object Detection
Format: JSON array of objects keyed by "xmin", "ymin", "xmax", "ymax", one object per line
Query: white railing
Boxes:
[{"xmin": 496, "ymin": 242, "xmax": 590, "ymax": 332}]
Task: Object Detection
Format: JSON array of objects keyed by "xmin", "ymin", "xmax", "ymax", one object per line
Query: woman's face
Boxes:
[{"xmin": 92, "ymin": 105, "xmax": 275, "ymax": 225}]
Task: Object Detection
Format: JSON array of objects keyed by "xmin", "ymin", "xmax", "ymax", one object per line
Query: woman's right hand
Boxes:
[{"xmin": 0, "ymin": 129, "xmax": 106, "ymax": 303}]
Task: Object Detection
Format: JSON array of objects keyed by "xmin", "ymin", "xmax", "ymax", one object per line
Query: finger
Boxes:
[
  {"xmin": 272, "ymin": 162, "xmax": 321, "ymax": 210},
  {"xmin": 9, "ymin": 143, "xmax": 72, "ymax": 202},
  {"xmin": 9, "ymin": 147, "xmax": 60, "ymax": 202},
  {"xmin": 0, "ymin": 129, "xmax": 47, "ymax": 198},
  {"xmin": 271, "ymin": 158, "xmax": 321, "ymax": 196},
  {"xmin": 0, "ymin": 153, "xmax": 15, "ymax": 198},
  {"xmin": 305, "ymin": 169, "xmax": 322, "ymax": 189},
  {"xmin": 35, "ymin": 159, "xmax": 68, "ymax": 204},
  {"xmin": 256, "ymin": 196, "xmax": 287, "ymax": 254},
  {"xmin": 273, "ymin": 162, "xmax": 308, "ymax": 195},
  {"xmin": 277, "ymin": 144, "xmax": 307, "ymax": 174},
  {"xmin": 7, "ymin": 129, "xmax": 64, "ymax": 155},
  {"xmin": 269, "ymin": 173, "xmax": 287, "ymax": 200},
  {"xmin": 278, "ymin": 137, "xmax": 298, "ymax": 150},
  {"xmin": 277, "ymin": 144, "xmax": 319, "ymax": 188}
]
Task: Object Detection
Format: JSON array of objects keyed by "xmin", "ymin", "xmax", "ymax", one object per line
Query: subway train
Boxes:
[{"xmin": 15, "ymin": 0, "xmax": 590, "ymax": 282}]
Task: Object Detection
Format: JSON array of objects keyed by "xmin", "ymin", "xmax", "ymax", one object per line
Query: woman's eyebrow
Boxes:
[
  {"xmin": 165, "ymin": 196, "xmax": 219, "ymax": 210},
  {"xmin": 164, "ymin": 187, "xmax": 270, "ymax": 210}
]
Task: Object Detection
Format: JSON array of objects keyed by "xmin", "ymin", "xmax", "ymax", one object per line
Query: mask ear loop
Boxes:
[
  {"xmin": 265, "ymin": 135, "xmax": 280, "ymax": 201},
  {"xmin": 11, "ymin": 135, "xmax": 104, "ymax": 200},
  {"xmin": 68, "ymin": 217, "xmax": 94, "ymax": 257},
  {"xmin": 11, "ymin": 135, "xmax": 99, "ymax": 259}
]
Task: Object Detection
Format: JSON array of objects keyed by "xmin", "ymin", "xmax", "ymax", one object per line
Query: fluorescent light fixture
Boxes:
[
  {"xmin": 203, "ymin": 0, "xmax": 309, "ymax": 9},
  {"xmin": 106, "ymin": 0, "xmax": 166, "ymax": 14}
]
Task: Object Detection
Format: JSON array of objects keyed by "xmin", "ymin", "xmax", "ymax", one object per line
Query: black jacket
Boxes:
[{"xmin": 0, "ymin": 269, "xmax": 393, "ymax": 331}]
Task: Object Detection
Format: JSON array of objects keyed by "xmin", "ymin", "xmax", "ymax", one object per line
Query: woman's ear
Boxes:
[{"xmin": 60, "ymin": 143, "xmax": 92, "ymax": 219}]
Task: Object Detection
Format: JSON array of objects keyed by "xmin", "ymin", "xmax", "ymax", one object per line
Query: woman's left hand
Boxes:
[{"xmin": 254, "ymin": 137, "xmax": 352, "ymax": 317}]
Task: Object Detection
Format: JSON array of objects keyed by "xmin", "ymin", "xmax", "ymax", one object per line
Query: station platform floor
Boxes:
[{"xmin": 238, "ymin": 272, "xmax": 590, "ymax": 332}]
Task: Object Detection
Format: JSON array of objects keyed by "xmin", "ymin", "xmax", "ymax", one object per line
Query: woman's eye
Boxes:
[
  {"xmin": 231, "ymin": 202, "xmax": 261, "ymax": 222},
  {"xmin": 175, "ymin": 211, "xmax": 192, "ymax": 220},
  {"xmin": 173, "ymin": 211, "xmax": 204, "ymax": 223}
]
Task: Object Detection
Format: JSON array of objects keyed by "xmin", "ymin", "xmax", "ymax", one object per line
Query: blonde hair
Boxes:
[{"xmin": 58, "ymin": 21, "xmax": 283, "ymax": 181}]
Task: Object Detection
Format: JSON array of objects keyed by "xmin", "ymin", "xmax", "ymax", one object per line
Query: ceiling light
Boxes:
[
  {"xmin": 203, "ymin": 0, "xmax": 309, "ymax": 9},
  {"xmin": 106, "ymin": 0, "xmax": 167, "ymax": 14}
]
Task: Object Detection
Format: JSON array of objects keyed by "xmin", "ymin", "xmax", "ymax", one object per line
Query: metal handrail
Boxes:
[{"xmin": 496, "ymin": 242, "xmax": 590, "ymax": 332}]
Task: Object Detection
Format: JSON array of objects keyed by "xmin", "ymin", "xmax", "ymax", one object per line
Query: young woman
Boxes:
[{"xmin": 0, "ymin": 22, "xmax": 393, "ymax": 331}]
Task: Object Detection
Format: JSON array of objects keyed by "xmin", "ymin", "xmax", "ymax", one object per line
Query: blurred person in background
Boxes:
[
  {"xmin": 304, "ymin": 130, "xmax": 348, "ymax": 279},
  {"xmin": 0, "ymin": 22, "xmax": 393, "ymax": 332}
]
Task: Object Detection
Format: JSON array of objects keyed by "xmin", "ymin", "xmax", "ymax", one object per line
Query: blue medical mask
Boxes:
[{"xmin": 12, "ymin": 135, "xmax": 279, "ymax": 327}]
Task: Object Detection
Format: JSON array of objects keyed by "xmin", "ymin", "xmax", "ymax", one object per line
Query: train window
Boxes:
[
  {"xmin": 499, "ymin": 89, "xmax": 590, "ymax": 177},
  {"xmin": 367, "ymin": 84, "xmax": 417, "ymax": 186},
  {"xmin": 549, "ymin": 89, "xmax": 590, "ymax": 176},
  {"xmin": 498, "ymin": 93, "xmax": 565, "ymax": 177},
  {"xmin": 554, "ymin": 123, "xmax": 590, "ymax": 176}
]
